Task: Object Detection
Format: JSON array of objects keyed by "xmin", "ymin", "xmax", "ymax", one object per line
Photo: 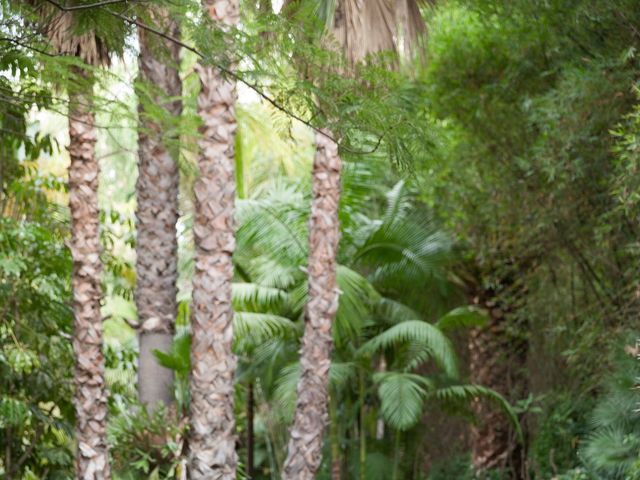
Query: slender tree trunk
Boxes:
[
  {"xmin": 391, "ymin": 430, "xmax": 402, "ymax": 480},
  {"xmin": 135, "ymin": 8, "xmax": 182, "ymax": 413},
  {"xmin": 68, "ymin": 74, "xmax": 110, "ymax": 480},
  {"xmin": 247, "ymin": 382, "xmax": 255, "ymax": 479},
  {"xmin": 469, "ymin": 287, "xmax": 528, "ymax": 480},
  {"xmin": 282, "ymin": 130, "xmax": 342, "ymax": 480},
  {"xmin": 188, "ymin": 1, "xmax": 239, "ymax": 478},
  {"xmin": 329, "ymin": 396, "xmax": 341, "ymax": 480},
  {"xmin": 358, "ymin": 371, "xmax": 366, "ymax": 480}
]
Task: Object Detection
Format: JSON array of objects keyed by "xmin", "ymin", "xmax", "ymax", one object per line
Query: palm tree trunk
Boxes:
[
  {"xmin": 188, "ymin": 1, "xmax": 239, "ymax": 478},
  {"xmin": 469, "ymin": 289, "xmax": 528, "ymax": 479},
  {"xmin": 135, "ymin": 8, "xmax": 182, "ymax": 413},
  {"xmin": 282, "ymin": 130, "xmax": 342, "ymax": 480},
  {"xmin": 68, "ymin": 73, "xmax": 110, "ymax": 480}
]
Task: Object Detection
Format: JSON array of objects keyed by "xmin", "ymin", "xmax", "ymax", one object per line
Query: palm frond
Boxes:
[
  {"xmin": 373, "ymin": 371, "xmax": 434, "ymax": 431},
  {"xmin": 353, "ymin": 182, "xmax": 451, "ymax": 294},
  {"xmin": 582, "ymin": 427, "xmax": 640, "ymax": 476},
  {"xmin": 234, "ymin": 312, "xmax": 299, "ymax": 346},
  {"xmin": 436, "ymin": 306, "xmax": 488, "ymax": 331},
  {"xmin": 334, "ymin": 265, "xmax": 380, "ymax": 345},
  {"xmin": 236, "ymin": 189, "xmax": 309, "ymax": 268},
  {"xmin": 429, "ymin": 384, "xmax": 522, "ymax": 441},
  {"xmin": 232, "ymin": 282, "xmax": 289, "ymax": 313},
  {"xmin": 359, "ymin": 320, "xmax": 458, "ymax": 378},
  {"xmin": 274, "ymin": 361, "xmax": 360, "ymax": 421},
  {"xmin": 374, "ymin": 296, "xmax": 423, "ymax": 325}
]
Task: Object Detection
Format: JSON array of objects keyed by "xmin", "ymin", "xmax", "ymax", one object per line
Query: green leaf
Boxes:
[
  {"xmin": 429, "ymin": 384, "xmax": 523, "ymax": 442},
  {"xmin": 359, "ymin": 320, "xmax": 458, "ymax": 377},
  {"xmin": 436, "ymin": 306, "xmax": 488, "ymax": 331},
  {"xmin": 374, "ymin": 372, "xmax": 434, "ymax": 431}
]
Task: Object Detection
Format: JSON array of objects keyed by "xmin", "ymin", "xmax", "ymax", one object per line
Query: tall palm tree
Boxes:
[
  {"xmin": 282, "ymin": 131, "xmax": 342, "ymax": 480},
  {"xmin": 188, "ymin": 0, "xmax": 239, "ymax": 478},
  {"xmin": 135, "ymin": 5, "xmax": 182, "ymax": 413},
  {"xmin": 281, "ymin": 2, "xmax": 428, "ymax": 477},
  {"xmin": 41, "ymin": 7, "xmax": 112, "ymax": 479}
]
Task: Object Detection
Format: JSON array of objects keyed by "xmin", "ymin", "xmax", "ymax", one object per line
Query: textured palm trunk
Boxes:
[
  {"xmin": 469, "ymin": 290, "xmax": 528, "ymax": 480},
  {"xmin": 68, "ymin": 79, "xmax": 110, "ymax": 480},
  {"xmin": 282, "ymin": 131, "xmax": 342, "ymax": 480},
  {"xmin": 135, "ymin": 9, "xmax": 182, "ymax": 413},
  {"xmin": 188, "ymin": 1, "xmax": 239, "ymax": 478}
]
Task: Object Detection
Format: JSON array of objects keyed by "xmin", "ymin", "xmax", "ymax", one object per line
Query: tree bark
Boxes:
[
  {"xmin": 68, "ymin": 77, "xmax": 110, "ymax": 480},
  {"xmin": 469, "ymin": 286, "xmax": 528, "ymax": 480},
  {"xmin": 188, "ymin": 1, "xmax": 239, "ymax": 478},
  {"xmin": 282, "ymin": 130, "xmax": 342, "ymax": 480},
  {"xmin": 135, "ymin": 7, "xmax": 182, "ymax": 413}
]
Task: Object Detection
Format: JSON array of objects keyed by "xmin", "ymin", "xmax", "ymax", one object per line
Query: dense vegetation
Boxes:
[{"xmin": 2, "ymin": 0, "xmax": 640, "ymax": 479}]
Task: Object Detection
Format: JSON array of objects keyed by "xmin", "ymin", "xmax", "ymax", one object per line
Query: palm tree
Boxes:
[
  {"xmin": 135, "ymin": 5, "xmax": 182, "ymax": 413},
  {"xmin": 39, "ymin": 7, "xmax": 112, "ymax": 479},
  {"xmin": 188, "ymin": 0, "xmax": 240, "ymax": 478},
  {"xmin": 281, "ymin": 2, "xmax": 428, "ymax": 477},
  {"xmin": 282, "ymin": 130, "xmax": 342, "ymax": 480},
  {"xmin": 233, "ymin": 178, "xmax": 519, "ymax": 479}
]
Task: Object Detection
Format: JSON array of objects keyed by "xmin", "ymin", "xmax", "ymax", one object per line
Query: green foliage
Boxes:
[
  {"xmin": 374, "ymin": 372, "xmax": 434, "ymax": 431},
  {"xmin": 359, "ymin": 320, "xmax": 458, "ymax": 377},
  {"xmin": 580, "ymin": 342, "xmax": 640, "ymax": 478},
  {"xmin": 0, "ymin": 217, "xmax": 74, "ymax": 478},
  {"xmin": 109, "ymin": 404, "xmax": 186, "ymax": 480}
]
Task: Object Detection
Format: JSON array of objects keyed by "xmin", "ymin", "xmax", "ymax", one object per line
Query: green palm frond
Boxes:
[
  {"xmin": 583, "ymin": 427, "xmax": 640, "ymax": 476},
  {"xmin": 383, "ymin": 180, "xmax": 413, "ymax": 225},
  {"xmin": 274, "ymin": 361, "xmax": 360, "ymax": 420},
  {"xmin": 435, "ymin": 306, "xmax": 488, "ymax": 331},
  {"xmin": 353, "ymin": 182, "xmax": 451, "ymax": 295},
  {"xmin": 374, "ymin": 296, "xmax": 423, "ymax": 325},
  {"xmin": 429, "ymin": 384, "xmax": 522, "ymax": 441},
  {"xmin": 234, "ymin": 312, "xmax": 299, "ymax": 346},
  {"xmin": 240, "ymin": 255, "xmax": 303, "ymax": 291},
  {"xmin": 273, "ymin": 363, "xmax": 300, "ymax": 420},
  {"xmin": 359, "ymin": 320, "xmax": 458, "ymax": 378},
  {"xmin": 374, "ymin": 371, "xmax": 434, "ymax": 431},
  {"xmin": 232, "ymin": 282, "xmax": 290, "ymax": 313},
  {"xmin": 236, "ymin": 189, "xmax": 309, "ymax": 267},
  {"xmin": 334, "ymin": 265, "xmax": 381, "ymax": 345}
]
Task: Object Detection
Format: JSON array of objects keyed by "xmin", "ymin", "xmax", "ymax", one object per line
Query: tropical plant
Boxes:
[
  {"xmin": 580, "ymin": 340, "xmax": 640, "ymax": 479},
  {"xmin": 0, "ymin": 217, "xmax": 75, "ymax": 479}
]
